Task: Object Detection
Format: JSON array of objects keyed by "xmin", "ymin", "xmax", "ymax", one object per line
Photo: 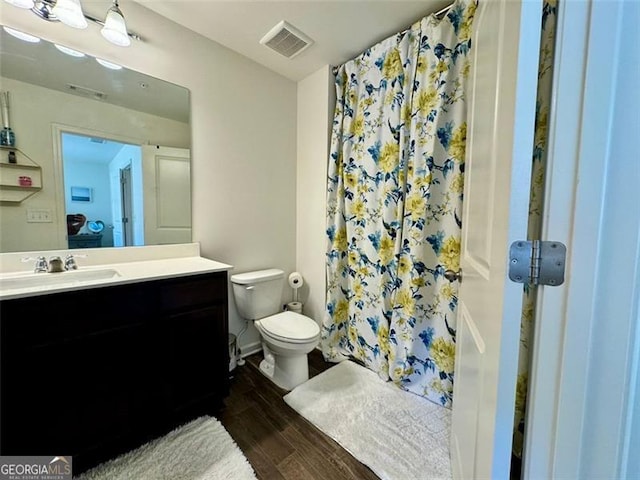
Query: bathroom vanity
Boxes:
[{"xmin": 0, "ymin": 244, "xmax": 233, "ymax": 475}]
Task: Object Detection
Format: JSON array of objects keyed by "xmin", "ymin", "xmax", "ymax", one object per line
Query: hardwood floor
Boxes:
[{"xmin": 218, "ymin": 349, "xmax": 379, "ymax": 480}]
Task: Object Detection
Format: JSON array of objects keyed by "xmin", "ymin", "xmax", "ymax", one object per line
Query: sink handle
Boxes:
[
  {"xmin": 21, "ymin": 255, "xmax": 48, "ymax": 273},
  {"xmin": 64, "ymin": 254, "xmax": 86, "ymax": 271}
]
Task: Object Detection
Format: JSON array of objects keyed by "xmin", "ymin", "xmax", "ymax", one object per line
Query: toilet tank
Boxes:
[{"xmin": 230, "ymin": 269, "xmax": 285, "ymax": 320}]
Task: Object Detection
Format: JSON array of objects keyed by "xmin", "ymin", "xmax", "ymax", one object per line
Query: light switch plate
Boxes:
[{"xmin": 26, "ymin": 209, "xmax": 53, "ymax": 223}]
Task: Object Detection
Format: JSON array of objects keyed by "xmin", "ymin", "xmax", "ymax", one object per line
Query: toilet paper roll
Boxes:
[
  {"xmin": 287, "ymin": 301, "xmax": 303, "ymax": 314},
  {"xmin": 288, "ymin": 272, "xmax": 304, "ymax": 289}
]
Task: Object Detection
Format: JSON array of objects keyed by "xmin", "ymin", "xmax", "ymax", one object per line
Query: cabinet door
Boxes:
[
  {"xmin": 2, "ymin": 323, "xmax": 146, "ymax": 460},
  {"xmin": 0, "ymin": 283, "xmax": 157, "ymax": 471},
  {"xmin": 164, "ymin": 304, "xmax": 229, "ymax": 422}
]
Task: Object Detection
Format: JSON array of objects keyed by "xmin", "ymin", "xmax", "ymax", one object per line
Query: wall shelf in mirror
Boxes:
[{"xmin": 0, "ymin": 146, "xmax": 42, "ymax": 204}]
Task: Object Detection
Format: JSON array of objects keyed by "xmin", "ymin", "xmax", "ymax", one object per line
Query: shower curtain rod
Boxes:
[{"xmin": 331, "ymin": 2, "xmax": 455, "ymax": 76}]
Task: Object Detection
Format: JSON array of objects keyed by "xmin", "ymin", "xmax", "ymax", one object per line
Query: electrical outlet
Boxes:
[{"xmin": 26, "ymin": 209, "xmax": 53, "ymax": 223}]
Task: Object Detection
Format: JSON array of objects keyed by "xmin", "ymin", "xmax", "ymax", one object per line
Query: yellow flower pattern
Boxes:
[
  {"xmin": 430, "ymin": 337, "xmax": 456, "ymax": 373},
  {"xmin": 398, "ymin": 255, "xmax": 411, "ymax": 275},
  {"xmin": 345, "ymin": 173, "xmax": 358, "ymax": 190},
  {"xmin": 406, "ymin": 193, "xmax": 427, "ymax": 221},
  {"xmin": 382, "ymin": 47, "xmax": 403, "ymax": 79},
  {"xmin": 333, "ymin": 226, "xmax": 347, "ymax": 252},
  {"xmin": 323, "ymin": 0, "xmax": 477, "ymax": 408},
  {"xmin": 439, "ymin": 236, "xmax": 461, "ymax": 271},
  {"xmin": 378, "ymin": 235, "xmax": 395, "ymax": 265},
  {"xmin": 350, "ymin": 114, "xmax": 365, "ymax": 138},
  {"xmin": 351, "ymin": 199, "xmax": 366, "ymax": 220},
  {"xmin": 417, "ymin": 87, "xmax": 439, "ymax": 116},
  {"xmin": 449, "ymin": 123, "xmax": 467, "ymax": 163},
  {"xmin": 334, "ymin": 299, "xmax": 350, "ymax": 323},
  {"xmin": 379, "ymin": 142, "xmax": 399, "ymax": 173}
]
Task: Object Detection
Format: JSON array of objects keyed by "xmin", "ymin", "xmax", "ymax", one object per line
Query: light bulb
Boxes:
[
  {"xmin": 100, "ymin": 2, "xmax": 130, "ymax": 47},
  {"xmin": 52, "ymin": 0, "xmax": 88, "ymax": 29},
  {"xmin": 3, "ymin": 26, "xmax": 40, "ymax": 43},
  {"xmin": 3, "ymin": 0, "xmax": 35, "ymax": 9},
  {"xmin": 96, "ymin": 58, "xmax": 122, "ymax": 70},
  {"xmin": 54, "ymin": 44, "xmax": 85, "ymax": 57}
]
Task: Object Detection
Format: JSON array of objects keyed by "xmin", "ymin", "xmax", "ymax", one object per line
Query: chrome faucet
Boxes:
[
  {"xmin": 21, "ymin": 255, "xmax": 48, "ymax": 273},
  {"xmin": 47, "ymin": 256, "xmax": 65, "ymax": 273},
  {"xmin": 64, "ymin": 254, "xmax": 86, "ymax": 271},
  {"xmin": 64, "ymin": 254, "xmax": 78, "ymax": 270},
  {"xmin": 34, "ymin": 256, "xmax": 48, "ymax": 273},
  {"xmin": 21, "ymin": 253, "xmax": 86, "ymax": 273}
]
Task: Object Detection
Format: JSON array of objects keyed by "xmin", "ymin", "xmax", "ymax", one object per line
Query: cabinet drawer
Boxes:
[
  {"xmin": 0, "ymin": 283, "xmax": 152, "ymax": 347},
  {"xmin": 159, "ymin": 272, "xmax": 227, "ymax": 311}
]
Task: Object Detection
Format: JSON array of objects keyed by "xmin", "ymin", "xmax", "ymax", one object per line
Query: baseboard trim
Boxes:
[
  {"xmin": 239, "ymin": 341, "xmax": 262, "ymax": 359},
  {"xmin": 238, "ymin": 342, "xmax": 322, "ymax": 359}
]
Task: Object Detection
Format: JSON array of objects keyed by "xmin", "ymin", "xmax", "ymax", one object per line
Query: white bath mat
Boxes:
[
  {"xmin": 75, "ymin": 416, "xmax": 257, "ymax": 480},
  {"xmin": 283, "ymin": 360, "xmax": 452, "ymax": 480}
]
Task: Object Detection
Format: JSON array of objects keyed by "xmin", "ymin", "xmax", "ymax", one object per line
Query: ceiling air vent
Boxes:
[
  {"xmin": 66, "ymin": 84, "xmax": 107, "ymax": 101},
  {"xmin": 259, "ymin": 21, "xmax": 313, "ymax": 59}
]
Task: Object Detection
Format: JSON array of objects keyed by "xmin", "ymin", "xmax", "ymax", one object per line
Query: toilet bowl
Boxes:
[
  {"xmin": 230, "ymin": 269, "xmax": 320, "ymax": 391},
  {"xmin": 254, "ymin": 311, "xmax": 320, "ymax": 390}
]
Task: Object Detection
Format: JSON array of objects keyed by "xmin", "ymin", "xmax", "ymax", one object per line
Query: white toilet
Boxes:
[{"xmin": 230, "ymin": 268, "xmax": 320, "ymax": 390}]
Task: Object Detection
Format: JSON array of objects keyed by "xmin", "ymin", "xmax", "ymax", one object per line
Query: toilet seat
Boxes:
[{"xmin": 258, "ymin": 311, "xmax": 320, "ymax": 344}]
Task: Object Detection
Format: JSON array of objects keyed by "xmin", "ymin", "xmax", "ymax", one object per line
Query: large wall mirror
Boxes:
[{"xmin": 0, "ymin": 26, "xmax": 191, "ymax": 254}]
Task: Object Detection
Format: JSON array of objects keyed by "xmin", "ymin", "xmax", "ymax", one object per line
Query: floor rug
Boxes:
[
  {"xmin": 283, "ymin": 360, "xmax": 452, "ymax": 480},
  {"xmin": 75, "ymin": 416, "xmax": 257, "ymax": 480}
]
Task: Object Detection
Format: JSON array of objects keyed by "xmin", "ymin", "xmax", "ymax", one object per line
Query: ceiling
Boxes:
[
  {"xmin": 140, "ymin": 0, "xmax": 451, "ymax": 82},
  {"xmin": 62, "ymin": 132, "xmax": 128, "ymax": 165}
]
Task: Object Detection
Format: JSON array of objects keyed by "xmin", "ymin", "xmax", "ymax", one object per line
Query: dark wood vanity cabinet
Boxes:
[{"xmin": 0, "ymin": 271, "xmax": 229, "ymax": 475}]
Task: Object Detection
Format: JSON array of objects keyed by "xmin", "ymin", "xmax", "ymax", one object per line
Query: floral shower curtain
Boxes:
[
  {"xmin": 512, "ymin": 0, "xmax": 558, "ymax": 463},
  {"xmin": 322, "ymin": 0, "xmax": 477, "ymax": 407}
]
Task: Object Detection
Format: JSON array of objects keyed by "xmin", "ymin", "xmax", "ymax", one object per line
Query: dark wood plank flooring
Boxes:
[{"xmin": 218, "ymin": 349, "xmax": 379, "ymax": 480}]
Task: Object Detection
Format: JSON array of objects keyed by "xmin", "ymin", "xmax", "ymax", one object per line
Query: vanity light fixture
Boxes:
[
  {"xmin": 2, "ymin": 0, "xmax": 140, "ymax": 46},
  {"xmin": 51, "ymin": 0, "xmax": 87, "ymax": 29},
  {"xmin": 2, "ymin": 26, "xmax": 40, "ymax": 42}
]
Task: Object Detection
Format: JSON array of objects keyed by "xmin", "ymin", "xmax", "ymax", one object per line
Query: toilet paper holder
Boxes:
[
  {"xmin": 288, "ymin": 272, "xmax": 304, "ymax": 303},
  {"xmin": 286, "ymin": 301, "xmax": 303, "ymax": 314}
]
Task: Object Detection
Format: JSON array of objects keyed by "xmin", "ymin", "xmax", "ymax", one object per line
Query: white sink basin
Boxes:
[{"xmin": 0, "ymin": 268, "xmax": 121, "ymax": 291}]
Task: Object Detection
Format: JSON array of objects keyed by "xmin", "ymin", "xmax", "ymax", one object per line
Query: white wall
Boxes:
[
  {"xmin": 63, "ymin": 157, "xmax": 112, "ymax": 245},
  {"xmin": 0, "ymin": 0, "xmax": 297, "ymax": 353},
  {"xmin": 295, "ymin": 65, "xmax": 334, "ymax": 325}
]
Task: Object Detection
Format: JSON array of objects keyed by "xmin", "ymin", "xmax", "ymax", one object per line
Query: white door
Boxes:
[
  {"xmin": 141, "ymin": 145, "xmax": 192, "ymax": 245},
  {"xmin": 120, "ymin": 165, "xmax": 134, "ymax": 246},
  {"xmin": 450, "ymin": 0, "xmax": 542, "ymax": 478},
  {"xmin": 110, "ymin": 169, "xmax": 124, "ymax": 247}
]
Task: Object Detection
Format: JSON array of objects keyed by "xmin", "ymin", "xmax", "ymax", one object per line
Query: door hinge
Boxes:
[{"xmin": 509, "ymin": 240, "xmax": 566, "ymax": 286}]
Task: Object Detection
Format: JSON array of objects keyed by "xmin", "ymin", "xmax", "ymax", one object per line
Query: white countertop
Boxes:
[{"xmin": 0, "ymin": 243, "xmax": 233, "ymax": 301}]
